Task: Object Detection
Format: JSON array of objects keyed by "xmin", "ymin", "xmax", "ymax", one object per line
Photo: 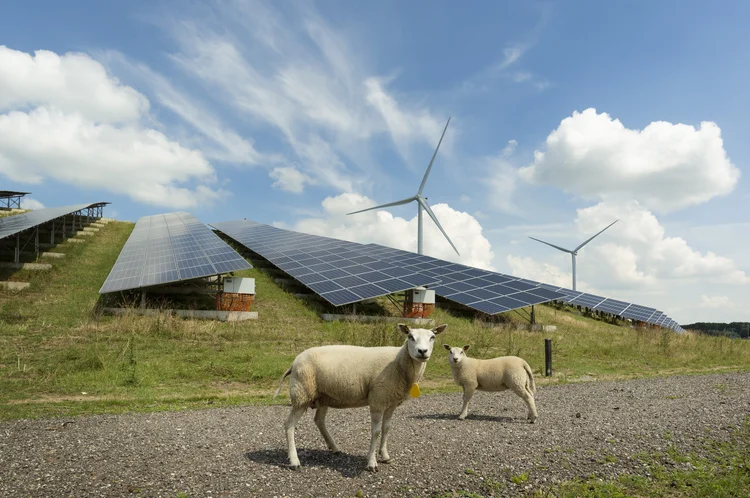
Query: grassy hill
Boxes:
[{"xmin": 1, "ymin": 220, "xmax": 749, "ymax": 421}]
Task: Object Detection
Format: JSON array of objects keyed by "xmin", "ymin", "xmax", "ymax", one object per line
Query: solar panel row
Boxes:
[
  {"xmin": 99, "ymin": 212, "xmax": 251, "ymax": 294},
  {"xmin": 0, "ymin": 203, "xmax": 108, "ymax": 241},
  {"xmin": 211, "ymin": 219, "xmax": 683, "ymax": 332},
  {"xmin": 209, "ymin": 220, "xmax": 441, "ymax": 306}
]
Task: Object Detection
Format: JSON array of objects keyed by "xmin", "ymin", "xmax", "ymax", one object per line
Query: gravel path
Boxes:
[{"xmin": 1, "ymin": 371, "xmax": 748, "ymax": 497}]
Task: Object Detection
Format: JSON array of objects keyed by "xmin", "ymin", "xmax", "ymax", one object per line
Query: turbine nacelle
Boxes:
[{"xmin": 347, "ymin": 117, "xmax": 459, "ymax": 256}]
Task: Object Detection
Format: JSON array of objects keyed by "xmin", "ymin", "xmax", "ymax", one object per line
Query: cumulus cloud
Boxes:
[
  {"xmin": 699, "ymin": 295, "xmax": 735, "ymax": 309},
  {"xmin": 0, "ymin": 45, "xmax": 148, "ymax": 123},
  {"xmin": 269, "ymin": 166, "xmax": 313, "ymax": 194},
  {"xmin": 20, "ymin": 197, "xmax": 44, "ymax": 210},
  {"xmin": 282, "ymin": 193, "xmax": 495, "ymax": 270},
  {"xmin": 519, "ymin": 108, "xmax": 740, "ymax": 213},
  {"xmin": 501, "ymin": 139, "xmax": 518, "ymax": 157},
  {"xmin": 576, "ymin": 201, "xmax": 749, "ymax": 286},
  {"xmin": 0, "ymin": 46, "xmax": 223, "ymax": 209}
]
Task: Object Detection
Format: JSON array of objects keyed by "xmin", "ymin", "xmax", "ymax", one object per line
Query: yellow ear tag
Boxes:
[{"xmin": 409, "ymin": 383, "xmax": 421, "ymax": 398}]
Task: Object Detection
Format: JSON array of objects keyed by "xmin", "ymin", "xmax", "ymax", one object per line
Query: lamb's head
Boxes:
[
  {"xmin": 398, "ymin": 323, "xmax": 448, "ymax": 362},
  {"xmin": 443, "ymin": 344, "xmax": 470, "ymax": 365}
]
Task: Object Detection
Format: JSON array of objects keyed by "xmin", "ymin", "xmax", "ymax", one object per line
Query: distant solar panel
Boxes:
[
  {"xmin": 0, "ymin": 203, "xmax": 106, "ymax": 241},
  {"xmin": 358, "ymin": 244, "xmax": 569, "ymax": 314},
  {"xmin": 210, "ymin": 220, "xmax": 442, "ymax": 307},
  {"xmin": 99, "ymin": 212, "xmax": 251, "ymax": 294}
]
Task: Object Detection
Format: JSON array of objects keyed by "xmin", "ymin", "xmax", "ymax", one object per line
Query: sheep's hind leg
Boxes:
[
  {"xmin": 459, "ymin": 387, "xmax": 475, "ymax": 420},
  {"xmin": 284, "ymin": 405, "xmax": 307, "ymax": 468},
  {"xmin": 314, "ymin": 406, "xmax": 339, "ymax": 453},
  {"xmin": 512, "ymin": 385, "xmax": 538, "ymax": 423},
  {"xmin": 378, "ymin": 406, "xmax": 397, "ymax": 463},
  {"xmin": 366, "ymin": 409, "xmax": 384, "ymax": 471}
]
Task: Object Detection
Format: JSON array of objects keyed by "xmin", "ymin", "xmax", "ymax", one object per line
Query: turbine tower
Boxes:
[
  {"xmin": 529, "ymin": 220, "xmax": 618, "ymax": 291},
  {"xmin": 347, "ymin": 117, "xmax": 459, "ymax": 256}
]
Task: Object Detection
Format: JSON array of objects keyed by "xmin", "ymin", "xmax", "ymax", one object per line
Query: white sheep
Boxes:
[
  {"xmin": 443, "ymin": 344, "xmax": 538, "ymax": 423},
  {"xmin": 274, "ymin": 323, "xmax": 448, "ymax": 471}
]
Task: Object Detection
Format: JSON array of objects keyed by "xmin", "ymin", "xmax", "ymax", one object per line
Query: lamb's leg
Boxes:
[
  {"xmin": 378, "ymin": 406, "xmax": 397, "ymax": 463},
  {"xmin": 314, "ymin": 406, "xmax": 339, "ymax": 452},
  {"xmin": 512, "ymin": 385, "xmax": 538, "ymax": 423},
  {"xmin": 366, "ymin": 409, "xmax": 384, "ymax": 471},
  {"xmin": 459, "ymin": 386, "xmax": 475, "ymax": 420},
  {"xmin": 284, "ymin": 405, "xmax": 307, "ymax": 468}
]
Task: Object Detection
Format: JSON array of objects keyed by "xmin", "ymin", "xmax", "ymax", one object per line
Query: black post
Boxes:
[
  {"xmin": 544, "ymin": 338, "xmax": 552, "ymax": 377},
  {"xmin": 530, "ymin": 305, "xmax": 536, "ymax": 325}
]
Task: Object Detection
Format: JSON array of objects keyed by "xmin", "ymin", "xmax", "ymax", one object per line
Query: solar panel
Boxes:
[
  {"xmin": 0, "ymin": 203, "xmax": 108, "ymax": 241},
  {"xmin": 99, "ymin": 212, "xmax": 251, "ymax": 294},
  {"xmin": 210, "ymin": 220, "xmax": 441, "ymax": 307},
  {"xmin": 358, "ymin": 244, "xmax": 569, "ymax": 314}
]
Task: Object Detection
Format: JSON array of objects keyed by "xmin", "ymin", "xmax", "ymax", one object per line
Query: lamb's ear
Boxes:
[
  {"xmin": 432, "ymin": 323, "xmax": 448, "ymax": 335},
  {"xmin": 398, "ymin": 323, "xmax": 410, "ymax": 335},
  {"xmin": 443, "ymin": 344, "xmax": 451, "ymax": 351},
  {"xmin": 463, "ymin": 344, "xmax": 471, "ymax": 351}
]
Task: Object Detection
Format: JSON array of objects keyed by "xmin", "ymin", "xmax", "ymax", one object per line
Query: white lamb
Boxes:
[
  {"xmin": 274, "ymin": 323, "xmax": 448, "ymax": 471},
  {"xmin": 443, "ymin": 344, "xmax": 538, "ymax": 423}
]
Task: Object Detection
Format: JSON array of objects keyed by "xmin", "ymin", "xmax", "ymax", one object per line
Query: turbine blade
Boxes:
[
  {"xmin": 418, "ymin": 117, "xmax": 451, "ymax": 195},
  {"xmin": 528, "ymin": 236, "xmax": 573, "ymax": 254},
  {"xmin": 574, "ymin": 220, "xmax": 619, "ymax": 252},
  {"xmin": 419, "ymin": 198, "xmax": 460, "ymax": 256},
  {"xmin": 346, "ymin": 197, "xmax": 416, "ymax": 215}
]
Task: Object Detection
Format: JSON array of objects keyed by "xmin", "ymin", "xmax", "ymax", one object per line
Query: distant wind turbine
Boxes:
[
  {"xmin": 347, "ymin": 117, "xmax": 459, "ymax": 256},
  {"xmin": 529, "ymin": 220, "xmax": 618, "ymax": 291}
]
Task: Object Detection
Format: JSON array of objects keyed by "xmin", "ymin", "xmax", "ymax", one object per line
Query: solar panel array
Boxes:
[
  {"xmin": 0, "ymin": 203, "xmax": 104, "ymax": 241},
  {"xmin": 211, "ymin": 219, "xmax": 683, "ymax": 332},
  {"xmin": 99, "ymin": 212, "xmax": 251, "ymax": 294},
  {"xmin": 529, "ymin": 284, "xmax": 684, "ymax": 333},
  {"xmin": 210, "ymin": 220, "xmax": 441, "ymax": 306}
]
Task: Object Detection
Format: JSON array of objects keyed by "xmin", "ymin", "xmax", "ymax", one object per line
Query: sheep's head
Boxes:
[
  {"xmin": 443, "ymin": 344, "xmax": 470, "ymax": 365},
  {"xmin": 398, "ymin": 323, "xmax": 447, "ymax": 362}
]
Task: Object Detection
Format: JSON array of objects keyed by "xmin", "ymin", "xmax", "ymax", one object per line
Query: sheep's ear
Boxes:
[
  {"xmin": 463, "ymin": 344, "xmax": 471, "ymax": 351},
  {"xmin": 432, "ymin": 324, "xmax": 448, "ymax": 335},
  {"xmin": 443, "ymin": 344, "xmax": 451, "ymax": 351},
  {"xmin": 398, "ymin": 323, "xmax": 410, "ymax": 335}
]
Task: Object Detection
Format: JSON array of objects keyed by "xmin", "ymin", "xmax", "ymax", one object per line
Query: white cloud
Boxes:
[
  {"xmin": 151, "ymin": 2, "xmax": 450, "ymax": 193},
  {"xmin": 699, "ymin": 295, "xmax": 735, "ymax": 309},
  {"xmin": 0, "ymin": 45, "xmax": 148, "ymax": 123},
  {"xmin": 576, "ymin": 201, "xmax": 749, "ymax": 286},
  {"xmin": 501, "ymin": 139, "xmax": 518, "ymax": 157},
  {"xmin": 20, "ymin": 197, "xmax": 44, "ymax": 210},
  {"xmin": 269, "ymin": 166, "xmax": 313, "ymax": 194},
  {"xmin": 282, "ymin": 193, "xmax": 495, "ymax": 270},
  {"xmin": 0, "ymin": 46, "xmax": 224, "ymax": 209},
  {"xmin": 519, "ymin": 108, "xmax": 740, "ymax": 213},
  {"xmin": 0, "ymin": 107, "xmax": 222, "ymax": 209},
  {"xmin": 102, "ymin": 51, "xmax": 269, "ymax": 165}
]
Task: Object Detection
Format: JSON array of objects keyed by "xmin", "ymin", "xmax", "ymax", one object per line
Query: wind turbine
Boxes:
[
  {"xmin": 347, "ymin": 117, "xmax": 459, "ymax": 256},
  {"xmin": 529, "ymin": 220, "xmax": 618, "ymax": 291}
]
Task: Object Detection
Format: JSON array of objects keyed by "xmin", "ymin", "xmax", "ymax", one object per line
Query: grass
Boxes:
[
  {"xmin": 529, "ymin": 417, "xmax": 750, "ymax": 498},
  {"xmin": 1, "ymin": 220, "xmax": 750, "ymax": 421}
]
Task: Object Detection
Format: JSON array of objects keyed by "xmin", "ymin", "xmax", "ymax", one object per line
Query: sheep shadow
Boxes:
[
  {"xmin": 410, "ymin": 412, "xmax": 520, "ymax": 423},
  {"xmin": 244, "ymin": 448, "xmax": 369, "ymax": 478}
]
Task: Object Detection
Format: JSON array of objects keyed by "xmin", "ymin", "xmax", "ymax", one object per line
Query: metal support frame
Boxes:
[{"xmin": 14, "ymin": 235, "xmax": 19, "ymax": 264}]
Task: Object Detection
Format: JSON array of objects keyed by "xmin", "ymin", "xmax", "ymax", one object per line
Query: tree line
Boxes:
[{"xmin": 683, "ymin": 322, "xmax": 750, "ymax": 339}]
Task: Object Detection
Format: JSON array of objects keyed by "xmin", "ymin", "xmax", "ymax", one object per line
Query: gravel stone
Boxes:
[{"xmin": 1, "ymin": 371, "xmax": 748, "ymax": 497}]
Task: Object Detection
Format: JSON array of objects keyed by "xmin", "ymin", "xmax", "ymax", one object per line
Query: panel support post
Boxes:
[
  {"xmin": 51, "ymin": 220, "xmax": 55, "ymax": 245},
  {"xmin": 530, "ymin": 305, "xmax": 536, "ymax": 325},
  {"xmin": 544, "ymin": 338, "xmax": 552, "ymax": 377},
  {"xmin": 141, "ymin": 291, "xmax": 147, "ymax": 309},
  {"xmin": 34, "ymin": 227, "xmax": 39, "ymax": 257},
  {"xmin": 15, "ymin": 235, "xmax": 20, "ymax": 264}
]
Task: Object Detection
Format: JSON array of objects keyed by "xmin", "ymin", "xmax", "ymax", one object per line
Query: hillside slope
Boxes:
[{"xmin": 1, "ymin": 220, "xmax": 749, "ymax": 420}]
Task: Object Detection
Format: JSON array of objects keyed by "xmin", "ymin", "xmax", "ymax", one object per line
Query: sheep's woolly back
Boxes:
[
  {"xmin": 284, "ymin": 342, "xmax": 425, "ymax": 411},
  {"xmin": 449, "ymin": 354, "xmax": 535, "ymax": 394}
]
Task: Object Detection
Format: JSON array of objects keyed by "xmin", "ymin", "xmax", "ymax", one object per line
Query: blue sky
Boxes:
[{"xmin": 1, "ymin": 0, "xmax": 749, "ymax": 324}]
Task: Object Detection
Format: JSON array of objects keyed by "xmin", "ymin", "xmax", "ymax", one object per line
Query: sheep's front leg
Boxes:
[
  {"xmin": 284, "ymin": 405, "xmax": 307, "ymax": 468},
  {"xmin": 378, "ymin": 406, "xmax": 397, "ymax": 463},
  {"xmin": 366, "ymin": 409, "xmax": 384, "ymax": 471},
  {"xmin": 459, "ymin": 386, "xmax": 475, "ymax": 420},
  {"xmin": 314, "ymin": 406, "xmax": 339, "ymax": 452}
]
